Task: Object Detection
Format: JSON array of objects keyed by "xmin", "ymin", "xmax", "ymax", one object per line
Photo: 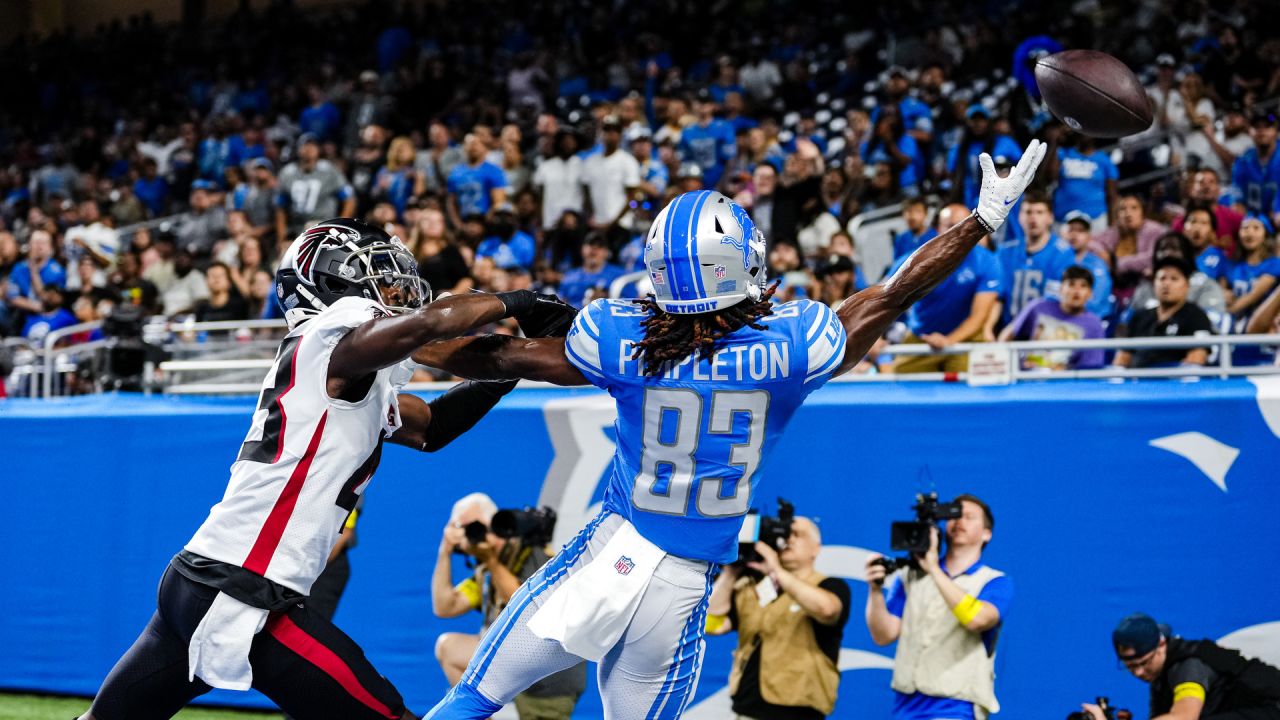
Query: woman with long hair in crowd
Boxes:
[
  {"xmin": 410, "ymin": 205, "xmax": 473, "ymax": 296},
  {"xmin": 373, "ymin": 136, "xmax": 425, "ymax": 220},
  {"xmin": 1225, "ymin": 214, "xmax": 1280, "ymax": 365}
]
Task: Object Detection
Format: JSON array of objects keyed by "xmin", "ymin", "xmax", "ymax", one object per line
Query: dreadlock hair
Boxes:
[{"xmin": 630, "ymin": 281, "xmax": 780, "ymax": 375}]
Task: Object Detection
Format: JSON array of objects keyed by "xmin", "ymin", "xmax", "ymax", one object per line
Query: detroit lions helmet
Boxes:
[
  {"xmin": 643, "ymin": 190, "xmax": 768, "ymax": 314},
  {"xmin": 275, "ymin": 218, "xmax": 429, "ymax": 328}
]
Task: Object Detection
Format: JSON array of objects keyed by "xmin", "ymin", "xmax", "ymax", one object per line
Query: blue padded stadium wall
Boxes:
[{"xmin": 3, "ymin": 379, "xmax": 1279, "ymax": 718}]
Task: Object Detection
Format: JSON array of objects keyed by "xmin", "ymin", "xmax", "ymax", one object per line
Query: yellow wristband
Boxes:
[
  {"xmin": 454, "ymin": 578, "xmax": 482, "ymax": 610},
  {"xmin": 952, "ymin": 594, "xmax": 983, "ymax": 626},
  {"xmin": 706, "ymin": 613, "xmax": 727, "ymax": 633},
  {"xmin": 1173, "ymin": 682, "xmax": 1206, "ymax": 703}
]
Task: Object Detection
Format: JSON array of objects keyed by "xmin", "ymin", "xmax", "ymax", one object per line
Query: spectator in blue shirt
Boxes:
[
  {"xmin": 372, "ymin": 136, "xmax": 425, "ymax": 220},
  {"xmin": 1048, "ymin": 132, "xmax": 1118, "ymax": 229},
  {"xmin": 1226, "ymin": 213, "xmax": 1280, "ymax": 365},
  {"xmin": 679, "ymin": 94, "xmax": 737, "ymax": 189},
  {"xmin": 894, "ymin": 198, "xmax": 938, "ymax": 260},
  {"xmin": 1182, "ymin": 204, "xmax": 1231, "ymax": 282},
  {"xmin": 298, "ymin": 85, "xmax": 341, "ymax": 143},
  {"xmin": 626, "ymin": 127, "xmax": 668, "ymax": 199},
  {"xmin": 1061, "ymin": 211, "xmax": 1114, "ymax": 320},
  {"xmin": 948, "ymin": 105, "xmax": 1022, "ymax": 208},
  {"xmin": 446, "ymin": 131, "xmax": 509, "ymax": 226},
  {"xmin": 873, "ymin": 66, "xmax": 934, "ymax": 183},
  {"xmin": 874, "ymin": 66, "xmax": 935, "ymax": 147},
  {"xmin": 558, "ymin": 232, "xmax": 625, "ymax": 308},
  {"xmin": 133, "ymin": 158, "xmax": 169, "ymax": 217},
  {"xmin": 21, "ymin": 284, "xmax": 77, "ymax": 344},
  {"xmin": 998, "ymin": 193, "xmax": 1076, "ymax": 323},
  {"xmin": 475, "ymin": 205, "xmax": 536, "ymax": 272},
  {"xmin": 1230, "ymin": 109, "xmax": 1280, "ymax": 222},
  {"xmin": 862, "ymin": 105, "xmax": 923, "ymax": 197},
  {"xmin": 5, "ymin": 229, "xmax": 67, "ymax": 321},
  {"xmin": 197, "ymin": 118, "xmax": 246, "ymax": 186},
  {"xmin": 887, "ymin": 231, "xmax": 1005, "ymax": 374}
]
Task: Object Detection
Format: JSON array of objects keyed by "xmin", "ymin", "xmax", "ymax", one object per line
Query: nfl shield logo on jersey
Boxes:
[
  {"xmin": 714, "ymin": 265, "xmax": 727, "ymax": 279},
  {"xmin": 614, "ymin": 555, "xmax": 635, "ymax": 575}
]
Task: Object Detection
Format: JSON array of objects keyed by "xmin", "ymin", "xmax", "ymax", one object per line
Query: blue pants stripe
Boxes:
[{"xmin": 645, "ymin": 562, "xmax": 713, "ymax": 720}]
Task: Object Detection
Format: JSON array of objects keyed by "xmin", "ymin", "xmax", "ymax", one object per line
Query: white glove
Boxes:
[{"xmin": 973, "ymin": 139, "xmax": 1048, "ymax": 234}]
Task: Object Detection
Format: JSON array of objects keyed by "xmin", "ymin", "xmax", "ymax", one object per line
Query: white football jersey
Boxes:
[{"xmin": 185, "ymin": 297, "xmax": 414, "ymax": 595}]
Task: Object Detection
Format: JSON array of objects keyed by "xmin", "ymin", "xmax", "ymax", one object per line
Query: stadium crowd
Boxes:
[{"xmin": 2, "ymin": 0, "xmax": 1280, "ymax": 383}]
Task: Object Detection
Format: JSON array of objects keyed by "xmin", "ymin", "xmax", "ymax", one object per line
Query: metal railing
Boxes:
[
  {"xmin": 150, "ymin": 333, "xmax": 1280, "ymax": 395},
  {"xmin": 2, "ymin": 317, "xmax": 290, "ymax": 399}
]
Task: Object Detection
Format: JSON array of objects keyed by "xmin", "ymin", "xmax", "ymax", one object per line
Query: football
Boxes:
[{"xmin": 1035, "ymin": 49, "xmax": 1153, "ymax": 138}]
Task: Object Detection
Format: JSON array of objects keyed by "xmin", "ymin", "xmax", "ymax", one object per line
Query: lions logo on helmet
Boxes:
[
  {"xmin": 643, "ymin": 190, "xmax": 767, "ymax": 315},
  {"xmin": 275, "ymin": 218, "xmax": 430, "ymax": 329}
]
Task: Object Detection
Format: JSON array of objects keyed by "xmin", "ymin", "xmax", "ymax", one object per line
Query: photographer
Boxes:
[
  {"xmin": 706, "ymin": 517, "xmax": 851, "ymax": 720},
  {"xmin": 1078, "ymin": 613, "xmax": 1280, "ymax": 720},
  {"xmin": 431, "ymin": 493, "xmax": 585, "ymax": 720},
  {"xmin": 865, "ymin": 494, "xmax": 1012, "ymax": 720}
]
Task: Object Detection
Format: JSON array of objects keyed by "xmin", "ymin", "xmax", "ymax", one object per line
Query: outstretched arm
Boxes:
[
  {"xmin": 413, "ymin": 335, "xmax": 590, "ymax": 386},
  {"xmin": 832, "ymin": 140, "xmax": 1048, "ymax": 375},
  {"xmin": 388, "ymin": 380, "xmax": 518, "ymax": 452},
  {"xmin": 330, "ymin": 291, "xmax": 535, "ymax": 385}
]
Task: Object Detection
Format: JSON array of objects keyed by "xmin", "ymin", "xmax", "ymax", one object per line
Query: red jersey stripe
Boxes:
[
  {"xmin": 265, "ymin": 613, "xmax": 398, "ymax": 719},
  {"xmin": 243, "ymin": 410, "xmax": 328, "ymax": 575}
]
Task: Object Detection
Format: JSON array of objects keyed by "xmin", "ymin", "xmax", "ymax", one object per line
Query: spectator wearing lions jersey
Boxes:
[
  {"xmin": 79, "ymin": 219, "xmax": 580, "ymax": 720},
  {"xmin": 275, "ymin": 134, "xmax": 356, "ymax": 250}
]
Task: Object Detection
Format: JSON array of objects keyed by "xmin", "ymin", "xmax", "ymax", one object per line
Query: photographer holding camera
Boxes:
[
  {"xmin": 1076, "ymin": 613, "xmax": 1280, "ymax": 720},
  {"xmin": 865, "ymin": 494, "xmax": 1012, "ymax": 720},
  {"xmin": 706, "ymin": 515, "xmax": 851, "ymax": 720},
  {"xmin": 431, "ymin": 492, "xmax": 586, "ymax": 720}
]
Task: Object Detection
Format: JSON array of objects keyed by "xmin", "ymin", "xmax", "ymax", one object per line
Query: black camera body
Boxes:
[
  {"xmin": 1067, "ymin": 697, "xmax": 1129, "ymax": 720},
  {"xmin": 491, "ymin": 506, "xmax": 557, "ymax": 547},
  {"xmin": 872, "ymin": 492, "xmax": 964, "ymax": 573},
  {"xmin": 738, "ymin": 498, "xmax": 795, "ymax": 565}
]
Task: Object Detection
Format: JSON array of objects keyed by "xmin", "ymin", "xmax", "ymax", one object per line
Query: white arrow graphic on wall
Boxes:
[{"xmin": 1148, "ymin": 432, "xmax": 1239, "ymax": 492}]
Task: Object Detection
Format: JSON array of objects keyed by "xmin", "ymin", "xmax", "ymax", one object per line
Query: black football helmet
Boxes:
[{"xmin": 275, "ymin": 219, "xmax": 429, "ymax": 328}]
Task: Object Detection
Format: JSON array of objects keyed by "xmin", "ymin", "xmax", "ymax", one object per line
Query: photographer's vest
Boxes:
[
  {"xmin": 890, "ymin": 564, "xmax": 1004, "ymax": 719},
  {"xmin": 1153, "ymin": 638, "xmax": 1280, "ymax": 716},
  {"xmin": 728, "ymin": 573, "xmax": 840, "ymax": 715}
]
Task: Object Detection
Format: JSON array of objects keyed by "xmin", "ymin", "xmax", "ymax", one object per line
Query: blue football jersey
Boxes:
[{"xmin": 564, "ymin": 297, "xmax": 847, "ymax": 563}]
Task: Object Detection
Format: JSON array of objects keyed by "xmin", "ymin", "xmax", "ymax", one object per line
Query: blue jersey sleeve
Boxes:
[
  {"xmin": 885, "ymin": 575, "xmax": 906, "ymax": 618},
  {"xmin": 978, "ymin": 573, "xmax": 1014, "ymax": 619},
  {"xmin": 485, "ymin": 162, "xmax": 509, "ymax": 192},
  {"xmin": 977, "ymin": 249, "xmax": 1004, "ymax": 295},
  {"xmin": 564, "ymin": 298, "xmax": 613, "ymax": 389},
  {"xmin": 564, "ymin": 298, "xmax": 644, "ymax": 390},
  {"xmin": 1260, "ymin": 257, "xmax": 1280, "ymax": 279},
  {"xmin": 1102, "ymin": 154, "xmax": 1119, "ymax": 181},
  {"xmin": 794, "ymin": 299, "xmax": 848, "ymax": 386}
]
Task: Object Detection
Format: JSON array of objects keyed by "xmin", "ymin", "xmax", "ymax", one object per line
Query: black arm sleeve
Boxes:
[{"xmin": 420, "ymin": 379, "xmax": 519, "ymax": 452}]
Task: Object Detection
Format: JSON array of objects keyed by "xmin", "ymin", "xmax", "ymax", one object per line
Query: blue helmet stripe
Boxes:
[
  {"xmin": 661, "ymin": 192, "xmax": 684, "ymax": 293},
  {"xmin": 667, "ymin": 192, "xmax": 698, "ymax": 300},
  {"xmin": 684, "ymin": 190, "xmax": 712, "ymax": 298}
]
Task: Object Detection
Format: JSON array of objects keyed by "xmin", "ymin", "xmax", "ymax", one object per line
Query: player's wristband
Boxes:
[
  {"xmin": 706, "ymin": 613, "xmax": 727, "ymax": 633},
  {"xmin": 971, "ymin": 210, "xmax": 997, "ymax": 235},
  {"xmin": 953, "ymin": 593, "xmax": 983, "ymax": 626},
  {"xmin": 494, "ymin": 290, "xmax": 536, "ymax": 318}
]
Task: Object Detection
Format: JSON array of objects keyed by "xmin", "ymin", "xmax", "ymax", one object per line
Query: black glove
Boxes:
[{"xmin": 516, "ymin": 293, "xmax": 579, "ymax": 338}]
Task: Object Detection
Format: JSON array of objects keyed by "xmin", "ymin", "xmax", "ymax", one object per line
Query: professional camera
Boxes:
[
  {"xmin": 1066, "ymin": 697, "xmax": 1131, "ymax": 720},
  {"xmin": 491, "ymin": 506, "xmax": 557, "ymax": 546},
  {"xmin": 737, "ymin": 498, "xmax": 795, "ymax": 565},
  {"xmin": 871, "ymin": 492, "xmax": 964, "ymax": 573}
]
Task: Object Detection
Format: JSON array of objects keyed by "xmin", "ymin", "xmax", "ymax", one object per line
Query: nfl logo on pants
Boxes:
[{"xmin": 614, "ymin": 555, "xmax": 634, "ymax": 575}]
